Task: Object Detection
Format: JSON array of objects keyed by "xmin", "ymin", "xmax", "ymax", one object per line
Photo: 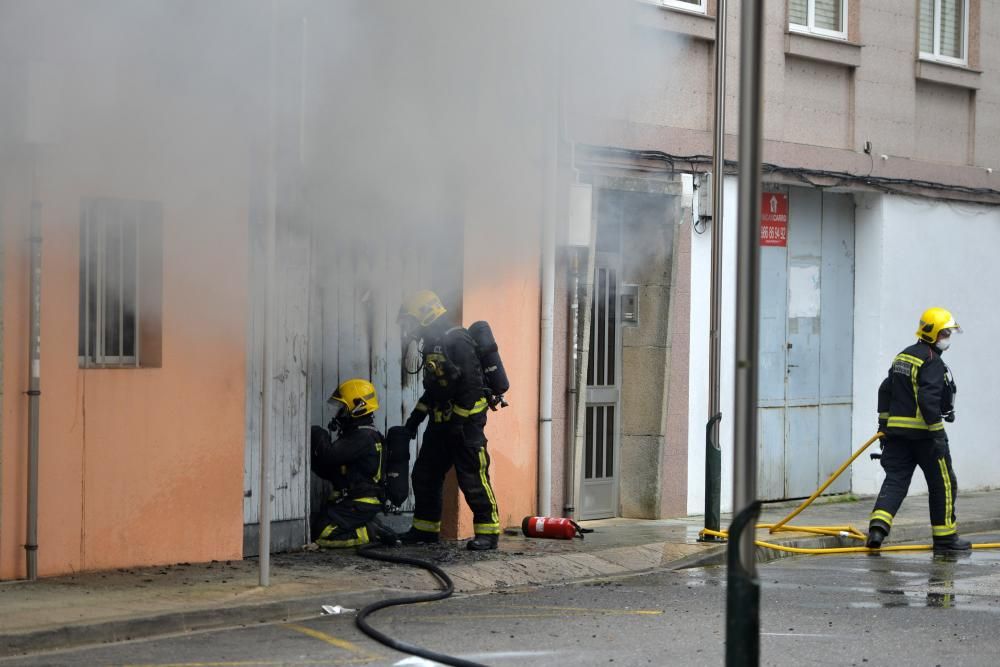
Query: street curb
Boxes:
[{"xmin": 0, "ymin": 589, "xmax": 392, "ymax": 659}]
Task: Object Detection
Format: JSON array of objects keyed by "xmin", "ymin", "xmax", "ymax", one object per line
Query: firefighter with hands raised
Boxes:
[
  {"xmin": 396, "ymin": 290, "xmax": 501, "ymax": 551},
  {"xmin": 310, "ymin": 378, "xmax": 397, "ymax": 548},
  {"xmin": 866, "ymin": 307, "xmax": 969, "ymax": 553}
]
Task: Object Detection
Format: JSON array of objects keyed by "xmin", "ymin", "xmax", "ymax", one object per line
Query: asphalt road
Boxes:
[{"xmin": 5, "ymin": 534, "xmax": 1000, "ymax": 667}]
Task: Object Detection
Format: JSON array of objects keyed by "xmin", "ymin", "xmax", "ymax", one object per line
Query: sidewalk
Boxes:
[{"xmin": 3, "ymin": 489, "xmax": 1000, "ymax": 658}]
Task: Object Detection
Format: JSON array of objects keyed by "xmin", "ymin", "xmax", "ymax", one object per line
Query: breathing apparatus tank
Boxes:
[
  {"xmin": 383, "ymin": 426, "xmax": 411, "ymax": 509},
  {"xmin": 468, "ymin": 320, "xmax": 510, "ymax": 410}
]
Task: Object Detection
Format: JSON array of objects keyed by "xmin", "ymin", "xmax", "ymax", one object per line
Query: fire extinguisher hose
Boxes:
[{"xmin": 355, "ymin": 544, "xmax": 487, "ymax": 667}]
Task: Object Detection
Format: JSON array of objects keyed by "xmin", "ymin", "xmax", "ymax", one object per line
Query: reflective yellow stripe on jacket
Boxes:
[{"xmin": 453, "ymin": 397, "xmax": 488, "ymax": 419}]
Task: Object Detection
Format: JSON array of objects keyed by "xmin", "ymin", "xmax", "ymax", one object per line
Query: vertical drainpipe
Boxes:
[
  {"xmin": 538, "ymin": 52, "xmax": 558, "ymax": 517},
  {"xmin": 26, "ymin": 153, "xmax": 42, "ymax": 581}
]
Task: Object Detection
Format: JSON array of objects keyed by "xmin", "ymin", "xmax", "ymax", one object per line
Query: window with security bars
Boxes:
[
  {"xmin": 789, "ymin": 0, "xmax": 847, "ymax": 39},
  {"xmin": 78, "ymin": 197, "xmax": 163, "ymax": 367},
  {"xmin": 919, "ymin": 0, "xmax": 968, "ymax": 64},
  {"xmin": 663, "ymin": 0, "xmax": 707, "ymax": 13}
]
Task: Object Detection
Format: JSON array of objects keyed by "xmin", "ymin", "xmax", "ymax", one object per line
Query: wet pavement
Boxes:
[
  {"xmin": 2, "ymin": 490, "xmax": 1000, "ymax": 659},
  {"xmin": 5, "ymin": 533, "xmax": 1000, "ymax": 666}
]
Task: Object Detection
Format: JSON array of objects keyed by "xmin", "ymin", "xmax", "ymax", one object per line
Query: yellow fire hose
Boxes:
[{"xmin": 698, "ymin": 433, "xmax": 1000, "ymax": 554}]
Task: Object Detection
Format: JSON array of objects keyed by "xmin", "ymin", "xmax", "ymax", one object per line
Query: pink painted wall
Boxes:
[
  {"xmin": 1, "ymin": 164, "xmax": 249, "ymax": 579},
  {"xmin": 0, "ymin": 166, "xmax": 249, "ymax": 579},
  {"xmin": 449, "ymin": 194, "xmax": 543, "ymax": 538},
  {"xmin": 0, "ymin": 39, "xmax": 254, "ymax": 577}
]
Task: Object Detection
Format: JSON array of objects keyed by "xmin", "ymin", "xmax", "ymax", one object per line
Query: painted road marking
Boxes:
[{"xmin": 284, "ymin": 623, "xmax": 379, "ymax": 662}]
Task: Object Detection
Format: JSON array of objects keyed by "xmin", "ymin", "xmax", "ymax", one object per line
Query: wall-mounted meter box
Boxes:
[
  {"xmin": 621, "ymin": 285, "xmax": 639, "ymax": 325},
  {"xmin": 697, "ymin": 172, "xmax": 713, "ymax": 218},
  {"xmin": 567, "ymin": 183, "xmax": 593, "ymax": 247}
]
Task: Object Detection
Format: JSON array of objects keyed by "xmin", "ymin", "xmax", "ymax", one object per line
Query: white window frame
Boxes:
[
  {"xmin": 789, "ymin": 0, "xmax": 848, "ymax": 41},
  {"xmin": 919, "ymin": 0, "xmax": 969, "ymax": 67},
  {"xmin": 662, "ymin": 0, "xmax": 707, "ymax": 15}
]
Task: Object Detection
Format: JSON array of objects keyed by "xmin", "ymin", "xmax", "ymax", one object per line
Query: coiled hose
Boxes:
[{"xmin": 356, "ymin": 544, "xmax": 487, "ymax": 667}]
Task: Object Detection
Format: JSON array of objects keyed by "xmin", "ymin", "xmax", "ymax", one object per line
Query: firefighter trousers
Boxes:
[
  {"xmin": 410, "ymin": 415, "xmax": 500, "ymax": 537},
  {"xmin": 869, "ymin": 435, "xmax": 958, "ymax": 538},
  {"xmin": 310, "ymin": 497, "xmax": 382, "ymax": 548}
]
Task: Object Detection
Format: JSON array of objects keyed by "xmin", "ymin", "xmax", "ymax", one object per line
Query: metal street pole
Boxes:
[
  {"xmin": 703, "ymin": 0, "xmax": 728, "ymax": 543},
  {"xmin": 726, "ymin": 0, "xmax": 765, "ymax": 664},
  {"xmin": 259, "ymin": 0, "xmax": 279, "ymax": 588}
]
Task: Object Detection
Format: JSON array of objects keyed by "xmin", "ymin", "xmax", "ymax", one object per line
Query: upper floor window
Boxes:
[
  {"xmin": 663, "ymin": 0, "xmax": 707, "ymax": 14},
  {"xmin": 789, "ymin": 0, "xmax": 847, "ymax": 40},
  {"xmin": 919, "ymin": 0, "xmax": 968, "ymax": 65}
]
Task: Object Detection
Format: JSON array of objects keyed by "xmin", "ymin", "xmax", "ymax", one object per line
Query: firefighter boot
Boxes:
[
  {"xmin": 466, "ymin": 534, "xmax": 498, "ymax": 551},
  {"xmin": 933, "ymin": 534, "xmax": 972, "ymax": 553},
  {"xmin": 866, "ymin": 526, "xmax": 887, "ymax": 549},
  {"xmin": 398, "ymin": 527, "xmax": 439, "ymax": 545}
]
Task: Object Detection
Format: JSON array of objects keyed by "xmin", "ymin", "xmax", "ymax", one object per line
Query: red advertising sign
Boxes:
[{"xmin": 761, "ymin": 193, "xmax": 788, "ymax": 247}]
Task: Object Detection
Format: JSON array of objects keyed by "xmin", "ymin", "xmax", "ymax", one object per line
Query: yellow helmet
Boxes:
[
  {"xmin": 915, "ymin": 307, "xmax": 962, "ymax": 344},
  {"xmin": 328, "ymin": 378, "xmax": 379, "ymax": 418},
  {"xmin": 399, "ymin": 290, "xmax": 447, "ymax": 327}
]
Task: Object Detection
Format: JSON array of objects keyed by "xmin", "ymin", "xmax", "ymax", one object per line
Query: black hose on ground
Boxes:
[{"xmin": 356, "ymin": 544, "xmax": 487, "ymax": 667}]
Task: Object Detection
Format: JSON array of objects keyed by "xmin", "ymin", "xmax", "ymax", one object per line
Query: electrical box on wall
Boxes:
[
  {"xmin": 621, "ymin": 284, "xmax": 639, "ymax": 325},
  {"xmin": 697, "ymin": 171, "xmax": 713, "ymax": 218},
  {"xmin": 567, "ymin": 183, "xmax": 593, "ymax": 247}
]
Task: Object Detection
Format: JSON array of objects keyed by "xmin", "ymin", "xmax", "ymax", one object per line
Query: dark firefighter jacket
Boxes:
[
  {"xmin": 311, "ymin": 419, "xmax": 384, "ymax": 500},
  {"xmin": 414, "ymin": 319, "xmax": 487, "ymax": 423},
  {"xmin": 877, "ymin": 340, "xmax": 956, "ymax": 439}
]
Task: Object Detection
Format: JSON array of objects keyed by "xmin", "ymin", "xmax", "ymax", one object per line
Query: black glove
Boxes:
[
  {"xmin": 944, "ymin": 410, "xmax": 956, "ymax": 423},
  {"xmin": 404, "ymin": 410, "xmax": 426, "ymax": 439}
]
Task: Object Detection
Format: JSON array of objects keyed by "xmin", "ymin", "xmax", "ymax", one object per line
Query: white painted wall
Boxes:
[
  {"xmin": 687, "ymin": 176, "xmax": 738, "ymax": 515},
  {"xmin": 851, "ymin": 194, "xmax": 1000, "ymax": 496}
]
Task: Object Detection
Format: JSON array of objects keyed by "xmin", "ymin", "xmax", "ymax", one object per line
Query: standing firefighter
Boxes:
[
  {"xmin": 397, "ymin": 290, "xmax": 501, "ymax": 551},
  {"xmin": 867, "ymin": 307, "xmax": 970, "ymax": 553},
  {"xmin": 310, "ymin": 379, "xmax": 396, "ymax": 548}
]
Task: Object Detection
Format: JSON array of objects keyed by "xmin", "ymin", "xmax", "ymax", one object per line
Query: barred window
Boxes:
[
  {"xmin": 78, "ymin": 197, "xmax": 163, "ymax": 368},
  {"xmin": 919, "ymin": 0, "xmax": 968, "ymax": 64},
  {"xmin": 789, "ymin": 0, "xmax": 847, "ymax": 40}
]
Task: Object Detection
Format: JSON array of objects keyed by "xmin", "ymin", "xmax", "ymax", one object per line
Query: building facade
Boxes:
[{"xmin": 1, "ymin": 0, "xmax": 999, "ymax": 579}]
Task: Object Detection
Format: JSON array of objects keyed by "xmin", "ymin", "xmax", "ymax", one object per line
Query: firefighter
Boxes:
[
  {"xmin": 396, "ymin": 290, "xmax": 500, "ymax": 551},
  {"xmin": 866, "ymin": 307, "xmax": 969, "ymax": 553},
  {"xmin": 310, "ymin": 378, "xmax": 396, "ymax": 548}
]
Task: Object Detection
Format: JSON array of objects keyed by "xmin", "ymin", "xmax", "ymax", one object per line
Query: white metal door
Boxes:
[
  {"xmin": 580, "ymin": 251, "xmax": 621, "ymax": 519},
  {"xmin": 758, "ymin": 188, "xmax": 855, "ymax": 500}
]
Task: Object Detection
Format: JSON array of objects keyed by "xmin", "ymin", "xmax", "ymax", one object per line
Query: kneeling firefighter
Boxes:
[
  {"xmin": 397, "ymin": 290, "xmax": 503, "ymax": 551},
  {"xmin": 310, "ymin": 378, "xmax": 398, "ymax": 548}
]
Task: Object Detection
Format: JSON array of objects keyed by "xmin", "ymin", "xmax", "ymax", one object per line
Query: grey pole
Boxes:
[
  {"xmin": 259, "ymin": 0, "xmax": 279, "ymax": 587},
  {"xmin": 733, "ymin": 0, "xmax": 764, "ymax": 576},
  {"xmin": 25, "ymin": 153, "xmax": 42, "ymax": 581},
  {"xmin": 726, "ymin": 0, "xmax": 765, "ymax": 664},
  {"xmin": 703, "ymin": 0, "xmax": 728, "ymax": 542}
]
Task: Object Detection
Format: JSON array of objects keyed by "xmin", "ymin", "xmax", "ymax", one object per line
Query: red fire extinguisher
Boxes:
[{"xmin": 521, "ymin": 516, "xmax": 594, "ymax": 540}]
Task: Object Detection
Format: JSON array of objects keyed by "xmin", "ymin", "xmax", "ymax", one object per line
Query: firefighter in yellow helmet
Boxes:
[
  {"xmin": 396, "ymin": 290, "xmax": 500, "ymax": 551},
  {"xmin": 310, "ymin": 379, "xmax": 396, "ymax": 548},
  {"xmin": 867, "ymin": 307, "xmax": 968, "ymax": 552}
]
